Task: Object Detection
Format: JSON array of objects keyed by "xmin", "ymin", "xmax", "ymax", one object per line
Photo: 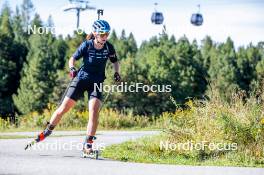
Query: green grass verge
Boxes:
[
  {"xmin": 102, "ymin": 135, "xmax": 264, "ymax": 168},
  {"xmin": 0, "ymin": 133, "xmax": 90, "ymax": 139},
  {"xmin": 0, "ymin": 135, "xmax": 33, "ymax": 139},
  {"xmin": 0, "ymin": 126, "xmax": 160, "ymax": 133}
]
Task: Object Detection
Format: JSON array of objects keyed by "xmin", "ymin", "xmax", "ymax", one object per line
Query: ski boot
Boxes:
[
  {"xmin": 25, "ymin": 122, "xmax": 55, "ymax": 150},
  {"xmin": 81, "ymin": 135, "xmax": 99, "ymax": 159}
]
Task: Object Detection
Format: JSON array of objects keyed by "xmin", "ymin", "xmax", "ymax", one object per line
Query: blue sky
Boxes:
[{"xmin": 1, "ymin": 0, "xmax": 264, "ymax": 47}]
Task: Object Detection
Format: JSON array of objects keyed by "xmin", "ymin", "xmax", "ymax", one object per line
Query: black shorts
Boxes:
[{"xmin": 65, "ymin": 77, "xmax": 103, "ymax": 101}]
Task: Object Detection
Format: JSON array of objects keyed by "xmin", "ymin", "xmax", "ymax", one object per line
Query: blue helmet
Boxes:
[{"xmin": 92, "ymin": 20, "xmax": 111, "ymax": 33}]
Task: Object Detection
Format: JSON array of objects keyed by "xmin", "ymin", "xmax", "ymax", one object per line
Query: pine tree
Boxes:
[
  {"xmin": 13, "ymin": 6, "xmax": 29, "ymax": 46},
  {"xmin": 0, "ymin": 34, "xmax": 16, "ymax": 116},
  {"xmin": 108, "ymin": 30, "xmax": 138, "ymax": 60},
  {"xmin": 46, "ymin": 15, "xmax": 54, "ymax": 28},
  {"xmin": 111, "ymin": 34, "xmax": 208, "ymax": 114},
  {"xmin": 53, "ymin": 35, "xmax": 68, "ymax": 70},
  {"xmin": 31, "ymin": 13, "xmax": 42, "ymax": 28},
  {"xmin": 0, "ymin": 4, "xmax": 14, "ymax": 38},
  {"xmin": 256, "ymin": 42, "xmax": 264, "ymax": 80},
  {"xmin": 208, "ymin": 37, "xmax": 239, "ymax": 100},
  {"xmin": 21, "ymin": 0, "xmax": 34, "ymax": 30},
  {"xmin": 115, "ymin": 29, "xmax": 127, "ymax": 59},
  {"xmin": 13, "ymin": 33, "xmax": 58, "ymax": 114},
  {"xmin": 249, "ymin": 42, "xmax": 264, "ymax": 97},
  {"xmin": 127, "ymin": 32, "xmax": 137, "ymax": 57},
  {"xmin": 0, "ymin": 4, "xmax": 27, "ymax": 117},
  {"xmin": 108, "ymin": 29, "xmax": 117, "ymax": 43},
  {"xmin": 201, "ymin": 36, "xmax": 213, "ymax": 69},
  {"xmin": 191, "ymin": 39, "xmax": 208, "ymax": 95},
  {"xmin": 169, "ymin": 35, "xmax": 176, "ymax": 44}
]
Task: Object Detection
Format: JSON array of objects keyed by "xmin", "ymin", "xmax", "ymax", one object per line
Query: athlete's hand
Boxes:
[
  {"xmin": 69, "ymin": 67, "xmax": 77, "ymax": 78},
  {"xmin": 114, "ymin": 72, "xmax": 121, "ymax": 82}
]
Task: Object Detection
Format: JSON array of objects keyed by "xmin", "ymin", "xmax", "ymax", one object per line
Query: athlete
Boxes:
[{"xmin": 32, "ymin": 19, "xmax": 120, "ymax": 155}]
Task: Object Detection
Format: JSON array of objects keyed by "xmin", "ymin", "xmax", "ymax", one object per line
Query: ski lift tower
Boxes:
[{"xmin": 62, "ymin": 0, "xmax": 96, "ymax": 28}]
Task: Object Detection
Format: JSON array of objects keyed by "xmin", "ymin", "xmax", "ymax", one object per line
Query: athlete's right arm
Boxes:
[
  {"xmin": 69, "ymin": 57, "xmax": 77, "ymax": 78},
  {"xmin": 68, "ymin": 41, "xmax": 87, "ymax": 77},
  {"xmin": 69, "ymin": 57, "xmax": 76, "ymax": 69}
]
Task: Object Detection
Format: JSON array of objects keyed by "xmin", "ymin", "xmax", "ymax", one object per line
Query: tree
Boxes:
[
  {"xmin": 21, "ymin": 0, "xmax": 34, "ymax": 30},
  {"xmin": 127, "ymin": 32, "xmax": 137, "ymax": 57},
  {"xmin": 249, "ymin": 42, "xmax": 264, "ymax": 99},
  {"xmin": 191, "ymin": 39, "xmax": 208, "ymax": 95},
  {"xmin": 48, "ymin": 34, "xmax": 68, "ymax": 104},
  {"xmin": 13, "ymin": 6, "xmax": 29, "ymax": 46},
  {"xmin": 31, "ymin": 13, "xmax": 42, "ymax": 28},
  {"xmin": 201, "ymin": 36, "xmax": 213, "ymax": 70},
  {"xmin": 0, "ymin": 34, "xmax": 16, "ymax": 116},
  {"xmin": 0, "ymin": 4, "xmax": 27, "ymax": 117},
  {"xmin": 237, "ymin": 44, "xmax": 262, "ymax": 92},
  {"xmin": 0, "ymin": 4, "xmax": 14, "ymax": 38},
  {"xmin": 108, "ymin": 34, "xmax": 207, "ymax": 115},
  {"xmin": 53, "ymin": 35, "xmax": 68, "ymax": 70},
  {"xmin": 108, "ymin": 29, "xmax": 138, "ymax": 60},
  {"xmin": 46, "ymin": 15, "xmax": 54, "ymax": 28},
  {"xmin": 0, "ymin": 33, "xmax": 27, "ymax": 115},
  {"xmin": 208, "ymin": 37, "xmax": 239, "ymax": 100},
  {"xmin": 108, "ymin": 29, "xmax": 118, "ymax": 43},
  {"xmin": 13, "ymin": 33, "xmax": 58, "ymax": 114}
]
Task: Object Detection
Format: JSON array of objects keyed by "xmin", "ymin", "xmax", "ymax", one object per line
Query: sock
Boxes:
[
  {"xmin": 36, "ymin": 122, "xmax": 55, "ymax": 142},
  {"xmin": 84, "ymin": 135, "xmax": 96, "ymax": 149}
]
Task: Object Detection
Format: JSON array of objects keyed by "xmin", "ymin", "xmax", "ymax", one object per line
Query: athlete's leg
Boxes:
[
  {"xmin": 83, "ymin": 98, "xmax": 101, "ymax": 153},
  {"xmin": 83, "ymin": 82, "xmax": 102, "ymax": 153},
  {"xmin": 36, "ymin": 77, "xmax": 83, "ymax": 142},
  {"xmin": 49, "ymin": 97, "xmax": 76, "ymax": 126},
  {"xmin": 35, "ymin": 97, "xmax": 76, "ymax": 142},
  {"xmin": 86, "ymin": 98, "xmax": 101, "ymax": 136}
]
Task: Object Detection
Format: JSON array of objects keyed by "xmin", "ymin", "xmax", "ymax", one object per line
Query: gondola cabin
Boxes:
[
  {"xmin": 151, "ymin": 11, "xmax": 164, "ymax": 25},
  {"xmin": 190, "ymin": 13, "xmax": 203, "ymax": 26}
]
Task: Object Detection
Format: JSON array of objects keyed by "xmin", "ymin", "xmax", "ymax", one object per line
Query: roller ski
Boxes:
[
  {"xmin": 24, "ymin": 122, "xmax": 55, "ymax": 150},
  {"xmin": 81, "ymin": 136, "xmax": 99, "ymax": 159},
  {"xmin": 82, "ymin": 149, "xmax": 99, "ymax": 159}
]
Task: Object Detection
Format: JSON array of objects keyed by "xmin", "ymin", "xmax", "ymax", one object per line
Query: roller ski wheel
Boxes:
[{"xmin": 82, "ymin": 149, "xmax": 99, "ymax": 159}]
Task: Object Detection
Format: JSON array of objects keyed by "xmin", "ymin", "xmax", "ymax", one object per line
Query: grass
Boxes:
[
  {"xmin": 0, "ymin": 125, "xmax": 161, "ymax": 133},
  {"xmin": 102, "ymin": 89, "xmax": 264, "ymax": 167},
  {"xmin": 102, "ymin": 134, "xmax": 264, "ymax": 168},
  {"xmin": 0, "ymin": 135, "xmax": 33, "ymax": 139},
  {"xmin": 0, "ymin": 107, "xmax": 156, "ymax": 132},
  {"xmin": 0, "ymin": 133, "xmax": 96, "ymax": 139},
  {"xmin": 1, "ymin": 88, "xmax": 264, "ymax": 167}
]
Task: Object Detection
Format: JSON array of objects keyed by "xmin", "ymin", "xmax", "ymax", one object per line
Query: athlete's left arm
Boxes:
[
  {"xmin": 112, "ymin": 61, "xmax": 119, "ymax": 74},
  {"xmin": 108, "ymin": 43, "xmax": 120, "ymax": 74}
]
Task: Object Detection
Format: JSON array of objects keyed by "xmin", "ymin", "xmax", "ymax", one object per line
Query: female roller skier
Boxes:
[{"xmin": 32, "ymin": 19, "xmax": 121, "ymax": 155}]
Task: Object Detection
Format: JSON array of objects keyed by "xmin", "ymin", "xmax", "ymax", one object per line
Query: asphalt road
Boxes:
[{"xmin": 0, "ymin": 131, "xmax": 263, "ymax": 175}]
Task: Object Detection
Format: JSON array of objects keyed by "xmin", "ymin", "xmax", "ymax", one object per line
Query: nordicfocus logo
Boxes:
[
  {"xmin": 28, "ymin": 141, "xmax": 106, "ymax": 151},
  {"xmin": 94, "ymin": 82, "xmax": 172, "ymax": 93},
  {"xmin": 160, "ymin": 140, "xmax": 238, "ymax": 151},
  {"xmin": 27, "ymin": 25, "xmax": 87, "ymax": 35}
]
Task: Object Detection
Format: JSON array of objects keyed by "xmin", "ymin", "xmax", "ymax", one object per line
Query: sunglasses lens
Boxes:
[{"xmin": 99, "ymin": 33, "xmax": 109, "ymax": 37}]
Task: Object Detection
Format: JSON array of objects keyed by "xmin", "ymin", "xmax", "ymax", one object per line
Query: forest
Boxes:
[{"xmin": 0, "ymin": 0, "xmax": 263, "ymax": 121}]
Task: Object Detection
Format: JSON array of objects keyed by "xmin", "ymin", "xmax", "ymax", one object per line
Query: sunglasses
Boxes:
[{"xmin": 98, "ymin": 32, "xmax": 109, "ymax": 38}]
